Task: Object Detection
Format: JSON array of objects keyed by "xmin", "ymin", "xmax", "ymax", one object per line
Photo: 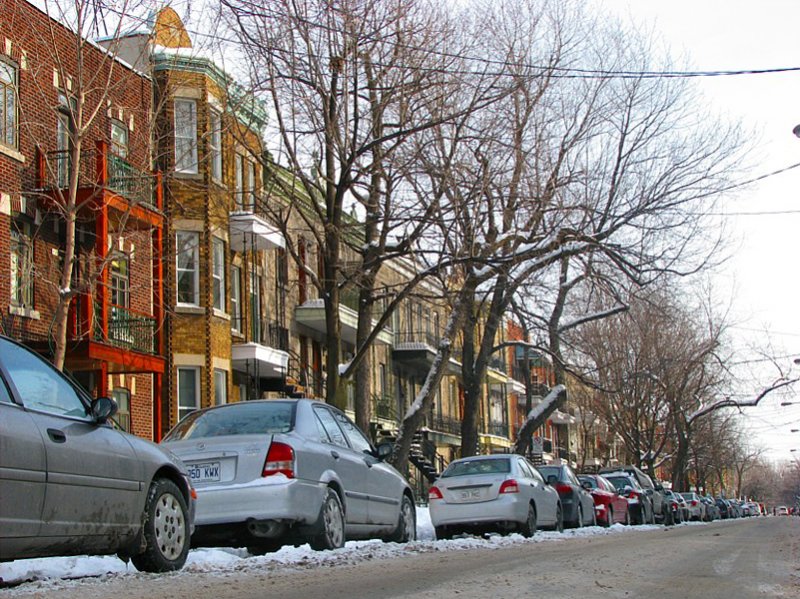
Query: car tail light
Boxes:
[
  {"xmin": 555, "ymin": 483, "xmax": 572, "ymax": 495},
  {"xmin": 262, "ymin": 441, "xmax": 295, "ymax": 478},
  {"xmin": 428, "ymin": 486, "xmax": 443, "ymax": 500},
  {"xmin": 628, "ymin": 491, "xmax": 639, "ymax": 500},
  {"xmin": 499, "ymin": 479, "xmax": 520, "ymax": 494},
  {"xmin": 691, "ymin": 500, "xmax": 698, "ymax": 506}
]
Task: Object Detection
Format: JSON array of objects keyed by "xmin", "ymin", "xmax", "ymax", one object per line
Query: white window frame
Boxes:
[
  {"xmin": 231, "ymin": 264, "xmax": 241, "ymax": 333},
  {"xmin": 111, "ymin": 119, "xmax": 128, "ymax": 158},
  {"xmin": 10, "ymin": 220, "xmax": 33, "ymax": 309},
  {"xmin": 214, "ymin": 369, "xmax": 227, "ymax": 406},
  {"xmin": 246, "ymin": 160, "xmax": 256, "ymax": 211},
  {"xmin": 0, "ymin": 61, "xmax": 17, "ymax": 149},
  {"xmin": 174, "ymin": 98, "xmax": 198, "ymax": 174},
  {"xmin": 212, "ymin": 237, "xmax": 226, "ymax": 312},
  {"xmin": 209, "ymin": 109, "xmax": 222, "ymax": 181},
  {"xmin": 177, "ymin": 366, "xmax": 200, "ymax": 421},
  {"xmin": 234, "ymin": 153, "xmax": 244, "ymax": 210},
  {"xmin": 176, "ymin": 231, "xmax": 200, "ymax": 306}
]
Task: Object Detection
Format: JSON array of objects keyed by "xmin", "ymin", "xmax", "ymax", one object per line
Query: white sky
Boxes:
[{"xmin": 596, "ymin": 1, "xmax": 800, "ymax": 462}]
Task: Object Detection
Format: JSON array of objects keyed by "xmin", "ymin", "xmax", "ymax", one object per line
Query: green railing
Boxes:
[
  {"xmin": 94, "ymin": 303, "xmax": 157, "ymax": 354},
  {"xmin": 107, "ymin": 154, "xmax": 156, "ymax": 209}
]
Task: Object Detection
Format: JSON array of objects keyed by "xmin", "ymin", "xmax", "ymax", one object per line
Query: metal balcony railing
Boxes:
[
  {"xmin": 429, "ymin": 414, "xmax": 462, "ymax": 436},
  {"xmin": 487, "ymin": 421, "xmax": 509, "ymax": 437},
  {"xmin": 394, "ymin": 330, "xmax": 441, "ymax": 348},
  {"xmin": 372, "ymin": 395, "xmax": 397, "ymax": 421},
  {"xmin": 93, "ymin": 303, "xmax": 157, "ymax": 354}
]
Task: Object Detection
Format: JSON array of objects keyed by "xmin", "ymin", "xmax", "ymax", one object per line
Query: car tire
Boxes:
[
  {"xmin": 519, "ymin": 503, "xmax": 537, "ymax": 538},
  {"xmin": 623, "ymin": 508, "xmax": 631, "ymax": 526},
  {"xmin": 435, "ymin": 525, "xmax": 453, "ymax": 540},
  {"xmin": 603, "ymin": 507, "xmax": 612, "ymax": 528},
  {"xmin": 574, "ymin": 506, "xmax": 583, "ymax": 529},
  {"xmin": 386, "ymin": 495, "xmax": 416, "ymax": 543},
  {"xmin": 130, "ymin": 478, "xmax": 190, "ymax": 573},
  {"xmin": 308, "ymin": 489, "xmax": 345, "ymax": 551},
  {"xmin": 555, "ymin": 505, "xmax": 564, "ymax": 533}
]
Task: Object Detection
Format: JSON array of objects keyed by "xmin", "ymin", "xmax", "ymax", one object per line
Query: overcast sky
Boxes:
[{"xmin": 595, "ymin": 0, "xmax": 800, "ymax": 462}]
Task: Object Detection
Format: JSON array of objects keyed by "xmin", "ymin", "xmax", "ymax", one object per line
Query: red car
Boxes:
[{"xmin": 578, "ymin": 474, "xmax": 630, "ymax": 527}]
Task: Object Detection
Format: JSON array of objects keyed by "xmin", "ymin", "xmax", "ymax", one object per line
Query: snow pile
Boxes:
[{"xmin": 0, "ymin": 507, "xmax": 714, "ymax": 592}]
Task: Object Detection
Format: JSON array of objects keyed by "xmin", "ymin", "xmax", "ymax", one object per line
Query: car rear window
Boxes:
[
  {"xmin": 441, "ymin": 458, "xmax": 510, "ymax": 478},
  {"xmin": 164, "ymin": 402, "xmax": 295, "ymax": 440},
  {"xmin": 605, "ymin": 476, "xmax": 632, "ymax": 492}
]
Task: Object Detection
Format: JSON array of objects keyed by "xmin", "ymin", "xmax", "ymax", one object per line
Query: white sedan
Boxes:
[{"xmin": 428, "ymin": 454, "xmax": 563, "ymax": 539}]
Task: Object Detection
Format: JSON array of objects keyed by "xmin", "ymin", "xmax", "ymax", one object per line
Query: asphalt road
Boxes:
[{"xmin": 6, "ymin": 517, "xmax": 799, "ymax": 598}]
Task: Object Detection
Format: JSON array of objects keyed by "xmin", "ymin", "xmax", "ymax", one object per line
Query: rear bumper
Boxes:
[
  {"xmin": 430, "ymin": 495, "xmax": 528, "ymax": 526},
  {"xmin": 193, "ymin": 476, "xmax": 325, "ymax": 526}
]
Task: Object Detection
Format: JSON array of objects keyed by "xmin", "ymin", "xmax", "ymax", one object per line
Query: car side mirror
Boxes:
[
  {"xmin": 91, "ymin": 396, "xmax": 118, "ymax": 424},
  {"xmin": 375, "ymin": 442, "xmax": 393, "ymax": 461}
]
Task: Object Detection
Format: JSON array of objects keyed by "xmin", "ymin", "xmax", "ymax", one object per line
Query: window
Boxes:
[
  {"xmin": 174, "ymin": 99, "xmax": 198, "ymax": 173},
  {"xmin": 332, "ymin": 409, "xmax": 372, "ymax": 454},
  {"xmin": 212, "ymin": 237, "xmax": 225, "ymax": 312},
  {"xmin": 0, "ymin": 61, "xmax": 16, "ymax": 148},
  {"xmin": 246, "ymin": 160, "xmax": 256, "ymax": 210},
  {"xmin": 1, "ymin": 337, "xmax": 88, "ymax": 419},
  {"xmin": 209, "ymin": 109, "xmax": 222, "ymax": 180},
  {"xmin": 111, "ymin": 120, "xmax": 128, "ymax": 158},
  {"xmin": 313, "ymin": 406, "xmax": 348, "ymax": 447},
  {"xmin": 10, "ymin": 220, "xmax": 33, "ymax": 309},
  {"xmin": 214, "ymin": 369, "xmax": 227, "ymax": 406},
  {"xmin": 231, "ymin": 265, "xmax": 241, "ymax": 333},
  {"xmin": 250, "ymin": 271, "xmax": 262, "ymax": 342},
  {"xmin": 234, "ymin": 154, "xmax": 243, "ymax": 210},
  {"xmin": 177, "ymin": 366, "xmax": 200, "ymax": 421},
  {"xmin": 56, "ymin": 93, "xmax": 74, "ymax": 187},
  {"xmin": 112, "ymin": 387, "xmax": 131, "ymax": 432},
  {"xmin": 276, "ymin": 248, "xmax": 288, "ymax": 288},
  {"xmin": 176, "ymin": 231, "xmax": 199, "ymax": 306},
  {"xmin": 110, "ymin": 255, "xmax": 130, "ymax": 309}
]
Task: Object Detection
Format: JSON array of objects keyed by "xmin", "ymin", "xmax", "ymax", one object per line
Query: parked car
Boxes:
[
  {"xmin": 600, "ymin": 465, "xmax": 667, "ymax": 524},
  {"xmin": 537, "ymin": 464, "xmax": 596, "ymax": 528},
  {"xmin": 777, "ymin": 505, "xmax": 789, "ymax": 516},
  {"xmin": 577, "ymin": 473, "xmax": 630, "ymax": 526},
  {"xmin": 663, "ymin": 489, "xmax": 687, "ymax": 524},
  {"xmin": 679, "ymin": 492, "xmax": 706, "ymax": 521},
  {"xmin": 603, "ymin": 472, "xmax": 654, "ymax": 525},
  {"xmin": 715, "ymin": 498, "xmax": 732, "ymax": 519},
  {"xmin": 701, "ymin": 496, "xmax": 720, "ymax": 521},
  {"xmin": 162, "ymin": 399, "xmax": 414, "ymax": 553},
  {"xmin": 428, "ymin": 454, "xmax": 563, "ymax": 538},
  {"xmin": 0, "ymin": 336, "xmax": 195, "ymax": 572}
]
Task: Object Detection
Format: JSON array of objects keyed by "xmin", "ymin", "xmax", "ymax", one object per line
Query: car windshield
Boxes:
[
  {"xmin": 164, "ymin": 401, "xmax": 295, "ymax": 440},
  {"xmin": 537, "ymin": 466, "xmax": 562, "ymax": 481},
  {"xmin": 605, "ymin": 476, "xmax": 632, "ymax": 492},
  {"xmin": 441, "ymin": 458, "xmax": 510, "ymax": 478}
]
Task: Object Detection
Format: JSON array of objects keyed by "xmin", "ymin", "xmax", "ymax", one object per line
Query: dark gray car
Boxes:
[
  {"xmin": 162, "ymin": 399, "xmax": 415, "ymax": 553},
  {"xmin": 0, "ymin": 336, "xmax": 194, "ymax": 572}
]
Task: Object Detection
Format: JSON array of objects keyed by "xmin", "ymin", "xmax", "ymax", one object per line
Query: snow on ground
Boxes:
[{"xmin": 0, "ymin": 507, "xmax": 717, "ymax": 594}]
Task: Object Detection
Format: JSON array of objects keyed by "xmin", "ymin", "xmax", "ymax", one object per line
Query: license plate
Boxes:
[
  {"xmin": 188, "ymin": 461, "xmax": 221, "ymax": 483},
  {"xmin": 460, "ymin": 489, "xmax": 482, "ymax": 500}
]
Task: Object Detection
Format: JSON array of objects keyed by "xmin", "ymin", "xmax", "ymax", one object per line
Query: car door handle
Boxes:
[
  {"xmin": 331, "ymin": 450, "xmax": 340, "ymax": 460},
  {"xmin": 47, "ymin": 428, "xmax": 66, "ymax": 443}
]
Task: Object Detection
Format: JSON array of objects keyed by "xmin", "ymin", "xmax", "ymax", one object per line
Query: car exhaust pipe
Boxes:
[{"xmin": 246, "ymin": 518, "xmax": 286, "ymax": 538}]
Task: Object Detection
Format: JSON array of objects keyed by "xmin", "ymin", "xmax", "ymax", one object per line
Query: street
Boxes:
[{"xmin": 4, "ymin": 517, "xmax": 797, "ymax": 599}]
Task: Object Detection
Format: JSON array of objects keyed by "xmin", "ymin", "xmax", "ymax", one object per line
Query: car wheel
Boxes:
[
  {"xmin": 603, "ymin": 507, "xmax": 612, "ymax": 528},
  {"xmin": 623, "ymin": 507, "xmax": 631, "ymax": 526},
  {"xmin": 555, "ymin": 505, "xmax": 564, "ymax": 533},
  {"xmin": 519, "ymin": 503, "xmax": 537, "ymax": 538},
  {"xmin": 308, "ymin": 488, "xmax": 345, "ymax": 551},
  {"xmin": 130, "ymin": 478, "xmax": 190, "ymax": 573},
  {"xmin": 574, "ymin": 506, "xmax": 583, "ymax": 529},
  {"xmin": 590, "ymin": 505, "xmax": 597, "ymax": 526},
  {"xmin": 386, "ymin": 495, "xmax": 416, "ymax": 543}
]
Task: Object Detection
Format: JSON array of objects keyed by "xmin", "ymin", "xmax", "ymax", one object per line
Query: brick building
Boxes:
[{"xmin": 0, "ymin": 0, "xmax": 164, "ymax": 438}]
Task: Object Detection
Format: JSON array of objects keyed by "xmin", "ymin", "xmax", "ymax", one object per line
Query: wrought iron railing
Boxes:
[
  {"xmin": 41, "ymin": 146, "xmax": 158, "ymax": 210},
  {"xmin": 488, "ymin": 355, "xmax": 507, "ymax": 373},
  {"xmin": 429, "ymin": 414, "xmax": 462, "ymax": 436},
  {"xmin": 394, "ymin": 330, "xmax": 441, "ymax": 348},
  {"xmin": 372, "ymin": 394, "xmax": 397, "ymax": 421},
  {"xmin": 487, "ymin": 421, "xmax": 509, "ymax": 437},
  {"xmin": 93, "ymin": 303, "xmax": 157, "ymax": 354}
]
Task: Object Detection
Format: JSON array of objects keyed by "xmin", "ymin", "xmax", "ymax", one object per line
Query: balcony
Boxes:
[
  {"xmin": 392, "ymin": 330, "xmax": 462, "ymax": 376},
  {"xmin": 372, "ymin": 395, "xmax": 398, "ymax": 421},
  {"xmin": 295, "ymin": 291, "xmax": 393, "ymax": 346},
  {"xmin": 232, "ymin": 320, "xmax": 289, "ymax": 379},
  {"xmin": 428, "ymin": 414, "xmax": 462, "ymax": 437},
  {"xmin": 229, "ymin": 193, "xmax": 285, "ymax": 252},
  {"xmin": 93, "ymin": 304, "xmax": 157, "ymax": 354},
  {"xmin": 36, "ymin": 141, "xmax": 162, "ymax": 228},
  {"xmin": 487, "ymin": 421, "xmax": 509, "ymax": 438}
]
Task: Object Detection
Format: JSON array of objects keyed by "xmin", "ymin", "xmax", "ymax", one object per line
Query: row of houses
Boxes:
[{"xmin": 0, "ymin": 1, "xmax": 623, "ymax": 490}]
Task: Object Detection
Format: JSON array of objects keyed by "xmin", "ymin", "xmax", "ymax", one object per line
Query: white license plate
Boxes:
[
  {"xmin": 460, "ymin": 489, "xmax": 482, "ymax": 500},
  {"xmin": 188, "ymin": 461, "xmax": 221, "ymax": 483}
]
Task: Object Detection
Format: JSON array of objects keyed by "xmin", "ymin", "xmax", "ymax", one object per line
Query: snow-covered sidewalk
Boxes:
[{"xmin": 0, "ymin": 507, "xmax": 699, "ymax": 592}]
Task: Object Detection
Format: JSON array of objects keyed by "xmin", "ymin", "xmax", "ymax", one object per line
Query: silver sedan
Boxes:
[
  {"xmin": 428, "ymin": 454, "xmax": 563, "ymax": 538},
  {"xmin": 162, "ymin": 399, "xmax": 415, "ymax": 553}
]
